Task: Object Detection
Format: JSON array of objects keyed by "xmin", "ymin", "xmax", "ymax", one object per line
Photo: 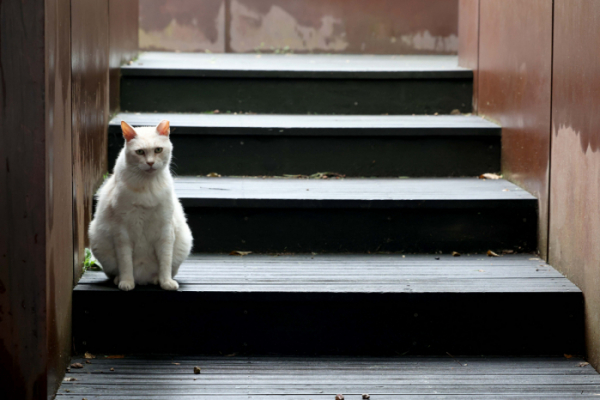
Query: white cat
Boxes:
[{"xmin": 89, "ymin": 120, "xmax": 193, "ymax": 291}]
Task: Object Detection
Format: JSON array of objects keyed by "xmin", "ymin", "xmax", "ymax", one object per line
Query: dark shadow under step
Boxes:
[
  {"xmin": 73, "ymin": 254, "xmax": 582, "ymax": 356},
  {"xmin": 174, "ymin": 177, "xmax": 537, "ymax": 253},
  {"xmin": 120, "ymin": 53, "xmax": 472, "ymax": 115},
  {"xmin": 109, "ymin": 113, "xmax": 500, "ymax": 177}
]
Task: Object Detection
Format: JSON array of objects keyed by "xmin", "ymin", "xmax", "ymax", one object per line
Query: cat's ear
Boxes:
[
  {"xmin": 156, "ymin": 120, "xmax": 170, "ymax": 136},
  {"xmin": 121, "ymin": 121, "xmax": 137, "ymax": 142}
]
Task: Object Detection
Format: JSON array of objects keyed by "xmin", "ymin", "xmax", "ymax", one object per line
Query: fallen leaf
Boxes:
[
  {"xmin": 206, "ymin": 172, "xmax": 221, "ymax": 178},
  {"xmin": 477, "ymin": 269, "xmax": 485, "ymax": 272},
  {"xmin": 479, "ymin": 173, "xmax": 501, "ymax": 180},
  {"xmin": 106, "ymin": 355, "xmax": 125, "ymax": 359},
  {"xmin": 230, "ymin": 251, "xmax": 252, "ymax": 256},
  {"xmin": 225, "ymin": 353, "xmax": 238, "ymax": 357},
  {"xmin": 85, "ymin": 360, "xmax": 91, "ymax": 364},
  {"xmin": 194, "ymin": 366, "xmax": 201, "ymax": 374},
  {"xmin": 173, "ymin": 363, "xmax": 181, "ymax": 365},
  {"xmin": 450, "ymin": 109, "xmax": 461, "ymax": 115},
  {"xmin": 84, "ymin": 352, "xmax": 95, "ymax": 359},
  {"xmin": 70, "ymin": 363, "xmax": 83, "ymax": 369},
  {"xmin": 502, "ymin": 250, "xmax": 515, "ymax": 254},
  {"xmin": 110, "ymin": 368, "xmax": 115, "ymax": 371},
  {"xmin": 362, "ymin": 395, "xmax": 371, "ymax": 399},
  {"xmin": 564, "ymin": 354, "xmax": 573, "ymax": 359},
  {"xmin": 336, "ymin": 395, "xmax": 345, "ymax": 400},
  {"xmin": 63, "ymin": 377, "xmax": 77, "ymax": 382},
  {"xmin": 452, "ymin": 251, "xmax": 461, "ymax": 257},
  {"xmin": 487, "ymin": 250, "xmax": 500, "ymax": 257},
  {"xmin": 579, "ymin": 362, "xmax": 590, "ymax": 367}
]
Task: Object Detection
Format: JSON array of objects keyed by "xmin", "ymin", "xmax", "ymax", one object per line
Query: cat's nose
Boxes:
[{"xmin": 147, "ymin": 162, "xmax": 154, "ymax": 167}]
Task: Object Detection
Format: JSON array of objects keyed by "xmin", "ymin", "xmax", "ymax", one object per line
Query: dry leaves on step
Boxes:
[
  {"xmin": 230, "ymin": 251, "xmax": 252, "ymax": 256},
  {"xmin": 479, "ymin": 173, "xmax": 502, "ymax": 180},
  {"xmin": 452, "ymin": 251, "xmax": 461, "ymax": 257},
  {"xmin": 106, "ymin": 355, "xmax": 125, "ymax": 359},
  {"xmin": 194, "ymin": 366, "xmax": 201, "ymax": 374},
  {"xmin": 310, "ymin": 172, "xmax": 345, "ymax": 179},
  {"xmin": 502, "ymin": 249, "xmax": 515, "ymax": 254},
  {"xmin": 362, "ymin": 395, "xmax": 371, "ymax": 399},
  {"xmin": 450, "ymin": 109, "xmax": 461, "ymax": 115},
  {"xmin": 110, "ymin": 368, "xmax": 115, "ymax": 372},
  {"xmin": 487, "ymin": 250, "xmax": 500, "ymax": 257},
  {"xmin": 70, "ymin": 363, "xmax": 83, "ymax": 369},
  {"xmin": 579, "ymin": 362, "xmax": 590, "ymax": 367},
  {"xmin": 84, "ymin": 352, "xmax": 96, "ymax": 359},
  {"xmin": 206, "ymin": 172, "xmax": 221, "ymax": 178},
  {"xmin": 564, "ymin": 354, "xmax": 573, "ymax": 359},
  {"xmin": 335, "ymin": 395, "xmax": 345, "ymax": 400},
  {"xmin": 63, "ymin": 377, "xmax": 77, "ymax": 382}
]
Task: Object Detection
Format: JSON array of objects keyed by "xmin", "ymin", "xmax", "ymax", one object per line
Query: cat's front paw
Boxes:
[
  {"xmin": 159, "ymin": 278, "xmax": 179, "ymax": 291},
  {"xmin": 118, "ymin": 279, "xmax": 136, "ymax": 291}
]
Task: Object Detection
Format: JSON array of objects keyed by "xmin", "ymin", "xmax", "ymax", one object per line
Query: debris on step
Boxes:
[
  {"xmin": 230, "ymin": 251, "xmax": 252, "ymax": 256},
  {"xmin": 194, "ymin": 366, "xmax": 201, "ymax": 374},
  {"xmin": 63, "ymin": 377, "xmax": 77, "ymax": 382},
  {"xmin": 479, "ymin": 173, "xmax": 502, "ymax": 180},
  {"xmin": 450, "ymin": 109, "xmax": 461, "ymax": 115},
  {"xmin": 487, "ymin": 250, "xmax": 500, "ymax": 257},
  {"xmin": 452, "ymin": 251, "xmax": 461, "ymax": 257},
  {"xmin": 84, "ymin": 352, "xmax": 95, "ymax": 359},
  {"xmin": 335, "ymin": 395, "xmax": 345, "ymax": 400},
  {"xmin": 70, "ymin": 363, "xmax": 83, "ymax": 369},
  {"xmin": 579, "ymin": 362, "xmax": 590, "ymax": 367},
  {"xmin": 363, "ymin": 394, "xmax": 371, "ymax": 399},
  {"xmin": 110, "ymin": 368, "xmax": 114, "ymax": 371},
  {"xmin": 206, "ymin": 172, "xmax": 221, "ymax": 177}
]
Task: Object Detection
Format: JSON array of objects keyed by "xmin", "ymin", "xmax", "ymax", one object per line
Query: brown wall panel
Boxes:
[
  {"xmin": 550, "ymin": 0, "xmax": 600, "ymax": 370},
  {"xmin": 46, "ymin": 0, "xmax": 74, "ymax": 396},
  {"xmin": 72, "ymin": 0, "xmax": 110, "ymax": 283},
  {"xmin": 478, "ymin": 0, "xmax": 553, "ymax": 258},
  {"xmin": 458, "ymin": 0, "xmax": 479, "ymax": 112},
  {"xmin": 1, "ymin": 0, "xmax": 73, "ymax": 398},
  {"xmin": 109, "ymin": 0, "xmax": 140, "ymax": 112},
  {"xmin": 140, "ymin": 0, "xmax": 459, "ymax": 54},
  {"xmin": 0, "ymin": 1, "xmax": 49, "ymax": 398}
]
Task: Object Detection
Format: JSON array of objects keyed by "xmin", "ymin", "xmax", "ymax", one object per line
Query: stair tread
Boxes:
[
  {"xmin": 123, "ymin": 52, "xmax": 471, "ymax": 79},
  {"xmin": 76, "ymin": 254, "xmax": 579, "ymax": 293},
  {"xmin": 59, "ymin": 355, "xmax": 599, "ymax": 398},
  {"xmin": 111, "ymin": 113, "xmax": 499, "ymax": 136},
  {"xmin": 172, "ymin": 177, "xmax": 535, "ymax": 207}
]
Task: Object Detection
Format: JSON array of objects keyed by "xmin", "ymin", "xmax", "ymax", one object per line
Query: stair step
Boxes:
[
  {"xmin": 59, "ymin": 356, "xmax": 599, "ymax": 399},
  {"xmin": 121, "ymin": 53, "xmax": 472, "ymax": 115},
  {"xmin": 172, "ymin": 177, "xmax": 536, "ymax": 253},
  {"xmin": 110, "ymin": 113, "xmax": 500, "ymax": 177},
  {"xmin": 73, "ymin": 254, "xmax": 582, "ymax": 355}
]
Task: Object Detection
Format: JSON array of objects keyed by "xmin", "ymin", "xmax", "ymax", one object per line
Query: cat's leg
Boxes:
[
  {"xmin": 89, "ymin": 224, "xmax": 118, "ymax": 279},
  {"xmin": 156, "ymin": 226, "xmax": 179, "ymax": 290},
  {"xmin": 171, "ymin": 221, "xmax": 193, "ymax": 278},
  {"xmin": 114, "ymin": 228, "xmax": 135, "ymax": 291}
]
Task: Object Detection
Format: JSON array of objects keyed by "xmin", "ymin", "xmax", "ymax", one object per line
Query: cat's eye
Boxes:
[
  {"xmin": 155, "ymin": 147, "xmax": 163, "ymax": 154},
  {"xmin": 135, "ymin": 149, "xmax": 145, "ymax": 155}
]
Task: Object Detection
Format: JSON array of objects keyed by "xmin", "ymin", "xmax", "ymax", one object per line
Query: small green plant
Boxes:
[{"xmin": 83, "ymin": 248, "xmax": 102, "ymax": 272}]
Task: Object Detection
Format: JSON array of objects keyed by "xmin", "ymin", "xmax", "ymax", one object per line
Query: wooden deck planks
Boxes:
[
  {"xmin": 57, "ymin": 356, "xmax": 600, "ymax": 398},
  {"xmin": 122, "ymin": 53, "xmax": 471, "ymax": 79},
  {"xmin": 76, "ymin": 254, "xmax": 579, "ymax": 293}
]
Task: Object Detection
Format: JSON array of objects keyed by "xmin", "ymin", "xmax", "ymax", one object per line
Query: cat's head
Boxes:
[{"xmin": 121, "ymin": 120, "xmax": 172, "ymax": 174}]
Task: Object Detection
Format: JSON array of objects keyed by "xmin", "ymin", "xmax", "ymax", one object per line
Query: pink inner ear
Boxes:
[
  {"xmin": 157, "ymin": 120, "xmax": 170, "ymax": 136},
  {"xmin": 121, "ymin": 121, "xmax": 137, "ymax": 142}
]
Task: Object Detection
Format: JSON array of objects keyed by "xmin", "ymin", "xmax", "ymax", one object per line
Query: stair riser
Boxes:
[
  {"xmin": 184, "ymin": 205, "xmax": 537, "ymax": 253},
  {"xmin": 73, "ymin": 291, "xmax": 583, "ymax": 355},
  {"xmin": 108, "ymin": 130, "xmax": 500, "ymax": 177},
  {"xmin": 121, "ymin": 77, "xmax": 473, "ymax": 115}
]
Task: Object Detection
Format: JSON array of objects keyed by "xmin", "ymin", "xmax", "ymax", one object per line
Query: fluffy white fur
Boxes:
[{"xmin": 89, "ymin": 120, "xmax": 193, "ymax": 291}]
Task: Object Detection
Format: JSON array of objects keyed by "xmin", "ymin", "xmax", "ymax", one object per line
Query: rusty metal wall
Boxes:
[
  {"xmin": 72, "ymin": 0, "xmax": 110, "ymax": 283},
  {"xmin": 0, "ymin": 0, "xmax": 74, "ymax": 398},
  {"xmin": 139, "ymin": 0, "xmax": 459, "ymax": 54},
  {"xmin": 550, "ymin": 0, "xmax": 600, "ymax": 370},
  {"xmin": 458, "ymin": 0, "xmax": 479, "ymax": 112},
  {"xmin": 477, "ymin": 0, "xmax": 553, "ymax": 258},
  {"xmin": 110, "ymin": 0, "xmax": 140, "ymax": 112}
]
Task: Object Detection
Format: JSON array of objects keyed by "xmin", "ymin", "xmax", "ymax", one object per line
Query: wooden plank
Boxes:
[
  {"xmin": 108, "ymin": 114, "xmax": 500, "ymax": 177},
  {"xmin": 123, "ymin": 53, "xmax": 471, "ymax": 79},
  {"xmin": 56, "ymin": 356, "xmax": 600, "ymax": 398},
  {"xmin": 110, "ymin": 113, "xmax": 499, "ymax": 136}
]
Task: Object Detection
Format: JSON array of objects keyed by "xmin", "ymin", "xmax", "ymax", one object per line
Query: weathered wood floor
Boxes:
[{"xmin": 58, "ymin": 356, "xmax": 600, "ymax": 398}]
